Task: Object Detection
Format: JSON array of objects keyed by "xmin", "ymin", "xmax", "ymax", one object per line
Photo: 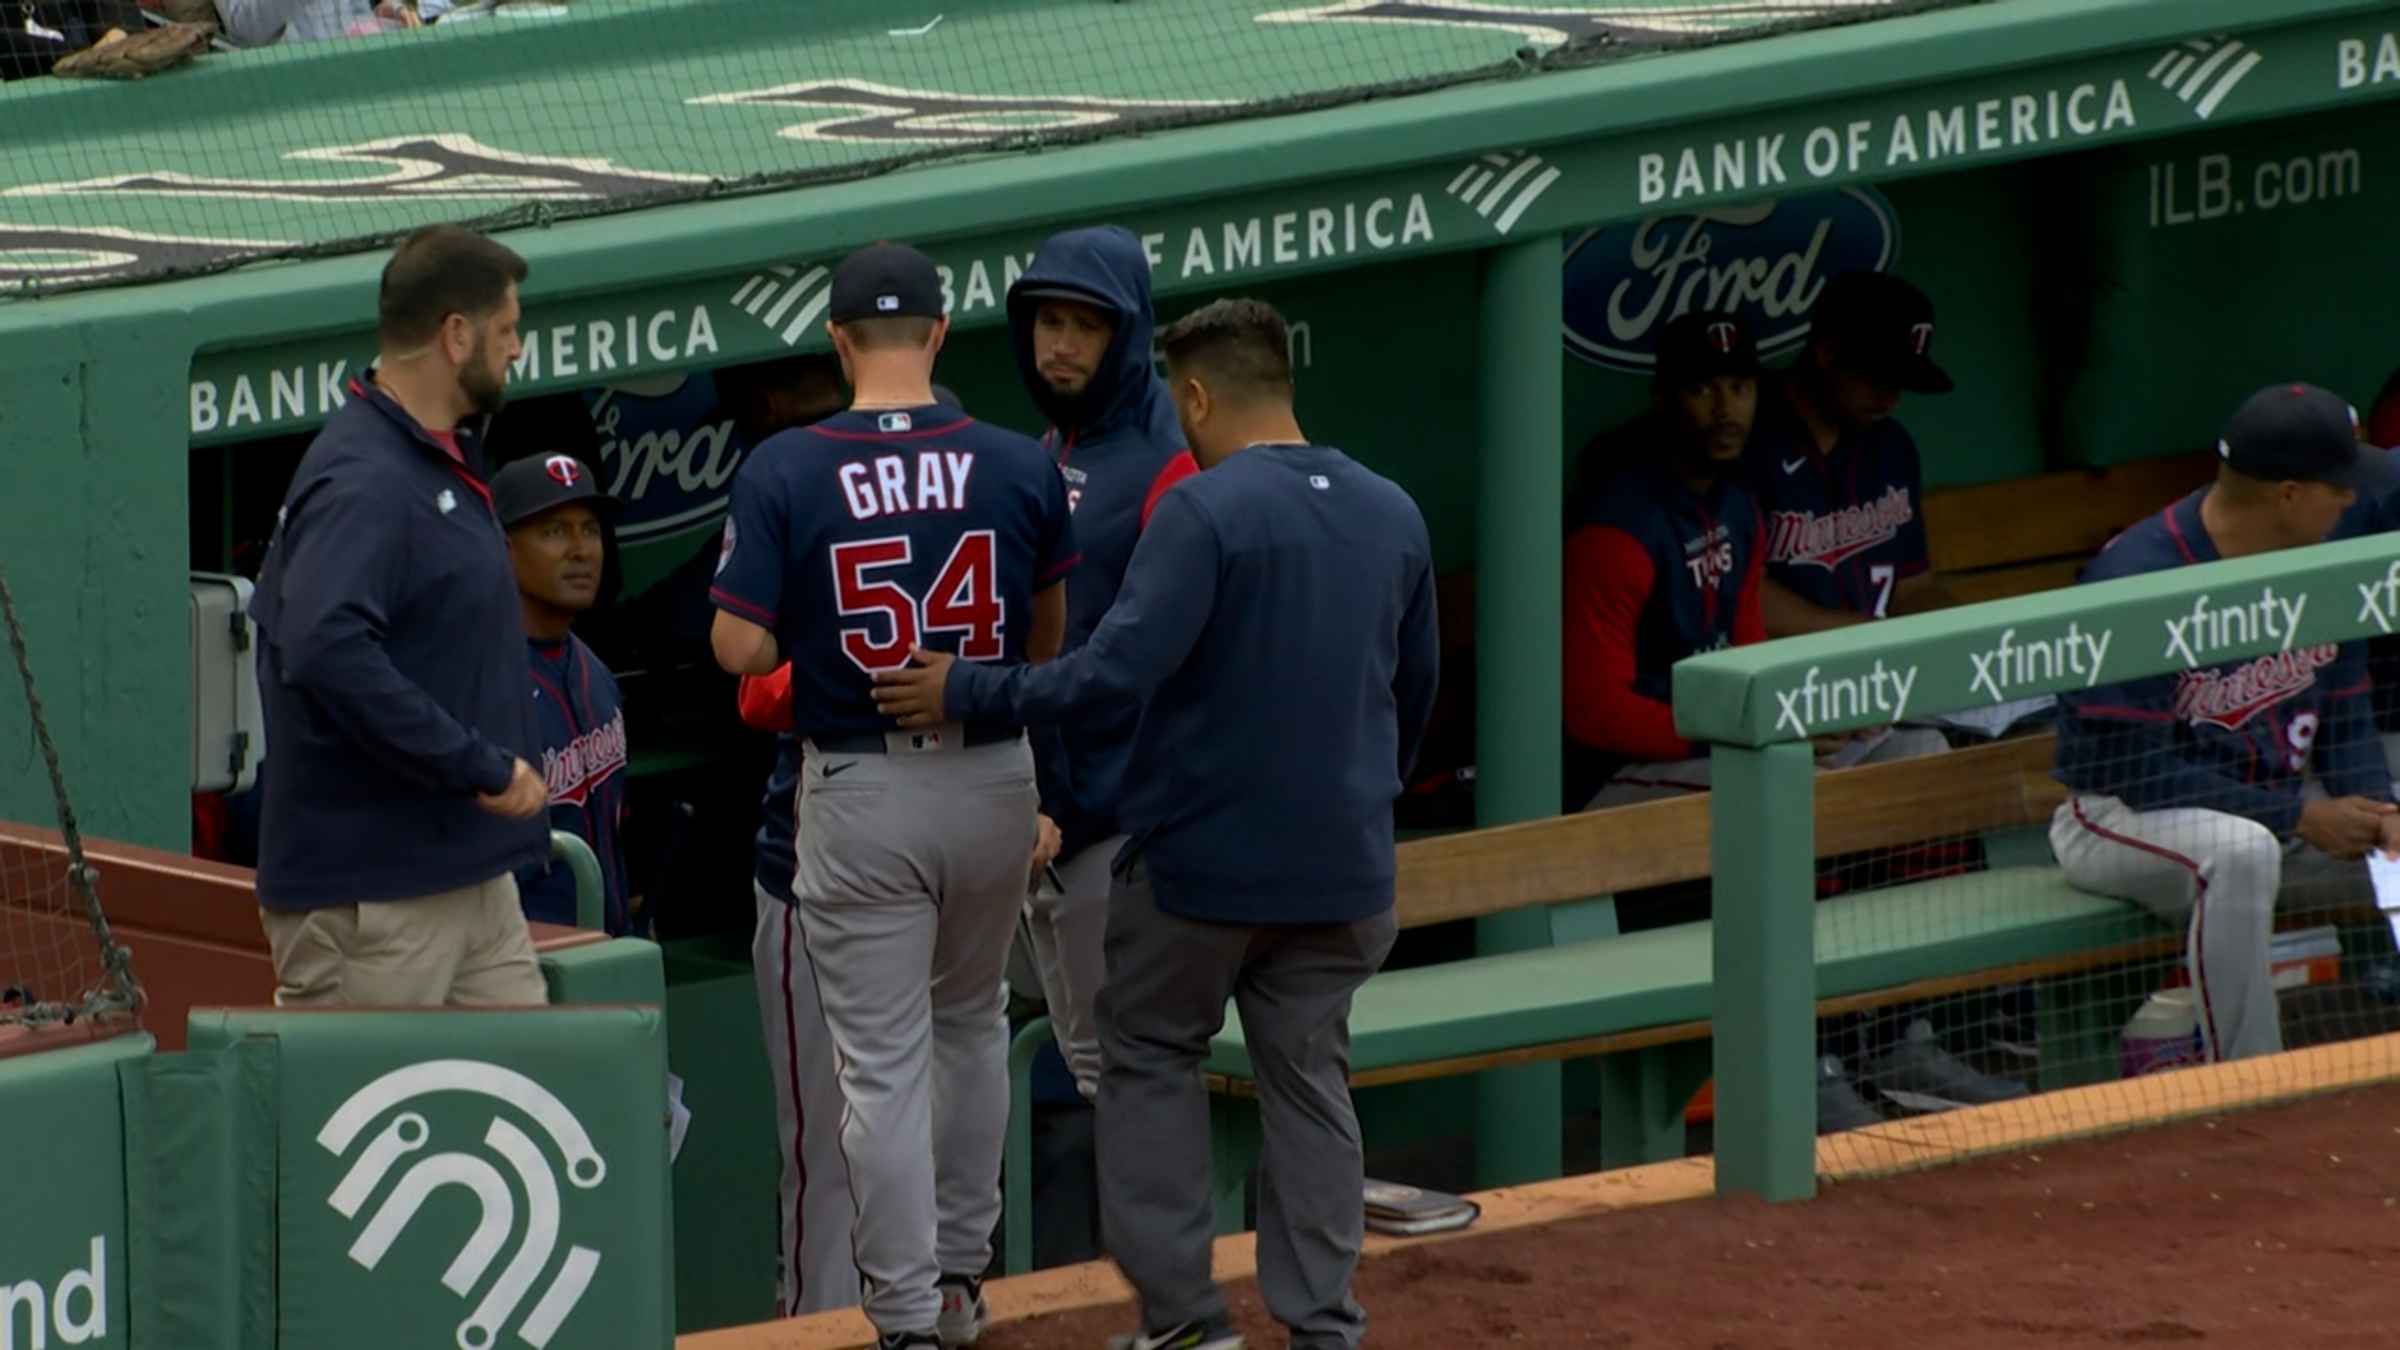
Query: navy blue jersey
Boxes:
[
  {"xmin": 2054, "ymin": 489, "xmax": 2386, "ymax": 837},
  {"xmin": 1743, "ymin": 382, "xmax": 1931, "ymax": 618},
  {"xmin": 516, "ymin": 635, "xmax": 632, "ymax": 933},
  {"xmin": 1563, "ymin": 433, "xmax": 1766, "ymax": 806},
  {"xmin": 710, "ymin": 404, "xmax": 1078, "ymax": 735}
]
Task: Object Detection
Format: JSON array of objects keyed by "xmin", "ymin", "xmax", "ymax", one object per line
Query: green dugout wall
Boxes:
[{"xmin": 5, "ymin": 0, "xmax": 2397, "ymax": 855}]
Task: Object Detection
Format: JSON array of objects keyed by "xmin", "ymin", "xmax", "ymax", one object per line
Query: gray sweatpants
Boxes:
[
  {"xmin": 2051, "ymin": 794, "xmax": 2369, "ymax": 1062},
  {"xmin": 1095, "ymin": 859, "xmax": 1397, "ymax": 1349},
  {"xmin": 792, "ymin": 735, "xmax": 1037, "ymax": 1338},
  {"xmin": 1022, "ymin": 832, "xmax": 1124, "ymax": 1100}
]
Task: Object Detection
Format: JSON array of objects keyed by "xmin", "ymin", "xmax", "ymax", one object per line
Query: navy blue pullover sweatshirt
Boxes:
[
  {"xmin": 947, "ymin": 444, "xmax": 1440, "ymax": 925},
  {"xmin": 518, "ymin": 634, "xmax": 630, "ymax": 933},
  {"xmin": 1006, "ymin": 227, "xmax": 1191, "ymax": 864},
  {"xmin": 251, "ymin": 380, "xmax": 547, "ymax": 911},
  {"xmin": 2054, "ymin": 489, "xmax": 2386, "ymax": 837}
]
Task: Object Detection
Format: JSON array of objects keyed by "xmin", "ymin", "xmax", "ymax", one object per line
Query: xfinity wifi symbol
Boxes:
[{"xmin": 319, "ymin": 1060, "xmax": 607, "ymax": 1350}]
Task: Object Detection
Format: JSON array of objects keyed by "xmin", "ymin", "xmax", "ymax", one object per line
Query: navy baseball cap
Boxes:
[
  {"xmin": 492, "ymin": 453, "xmax": 618, "ymax": 528},
  {"xmin": 1655, "ymin": 311, "xmax": 1760, "ymax": 385},
  {"xmin": 1810, "ymin": 270, "xmax": 1954, "ymax": 395},
  {"xmin": 2219, "ymin": 382, "xmax": 2396, "ymax": 491},
  {"xmin": 829, "ymin": 242, "xmax": 946, "ymax": 323}
]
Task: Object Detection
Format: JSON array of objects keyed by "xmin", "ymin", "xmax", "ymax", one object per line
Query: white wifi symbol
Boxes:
[{"xmin": 318, "ymin": 1060, "xmax": 608, "ymax": 1350}]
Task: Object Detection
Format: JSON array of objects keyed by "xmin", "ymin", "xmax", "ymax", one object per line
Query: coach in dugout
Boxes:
[
  {"xmin": 249, "ymin": 224, "xmax": 552, "ymax": 1007},
  {"xmin": 492, "ymin": 453, "xmax": 635, "ymax": 936}
]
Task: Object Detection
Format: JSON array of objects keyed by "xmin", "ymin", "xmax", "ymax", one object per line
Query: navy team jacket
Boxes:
[
  {"xmin": 947, "ymin": 443, "xmax": 1440, "ymax": 926},
  {"xmin": 251, "ymin": 381, "xmax": 546, "ymax": 910},
  {"xmin": 2054, "ymin": 489, "xmax": 2387, "ymax": 837},
  {"xmin": 1563, "ymin": 434, "xmax": 1766, "ymax": 808},
  {"xmin": 516, "ymin": 635, "xmax": 631, "ymax": 933},
  {"xmin": 1005, "ymin": 226, "xmax": 1192, "ymax": 865}
]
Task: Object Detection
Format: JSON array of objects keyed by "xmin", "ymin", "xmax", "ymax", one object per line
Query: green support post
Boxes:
[
  {"xmin": 1710, "ymin": 741, "xmax": 1817, "ymax": 1202},
  {"xmin": 1003, "ymin": 1017, "xmax": 1051, "ymax": 1275},
  {"xmin": 551, "ymin": 829, "xmax": 607, "ymax": 932},
  {"xmin": 1470, "ymin": 232, "xmax": 1565, "ymax": 1187}
]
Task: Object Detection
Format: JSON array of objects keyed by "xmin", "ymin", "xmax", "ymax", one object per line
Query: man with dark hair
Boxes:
[
  {"xmin": 492, "ymin": 453, "xmax": 633, "ymax": 936},
  {"xmin": 1747, "ymin": 269, "xmax": 1959, "ymax": 634},
  {"xmin": 2054, "ymin": 383, "xmax": 2400, "ymax": 1062},
  {"xmin": 875, "ymin": 296, "xmax": 1439, "ymax": 1350},
  {"xmin": 249, "ymin": 224, "xmax": 552, "ymax": 1007},
  {"xmin": 711, "ymin": 242, "xmax": 1075, "ymax": 1350},
  {"xmin": 1004, "ymin": 224, "xmax": 1197, "ymax": 1104}
]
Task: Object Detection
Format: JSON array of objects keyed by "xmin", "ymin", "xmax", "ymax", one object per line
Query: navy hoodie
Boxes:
[
  {"xmin": 1006, "ymin": 227, "xmax": 1191, "ymax": 863},
  {"xmin": 251, "ymin": 381, "xmax": 547, "ymax": 911},
  {"xmin": 948, "ymin": 444, "xmax": 1441, "ymax": 925},
  {"xmin": 517, "ymin": 635, "xmax": 630, "ymax": 933}
]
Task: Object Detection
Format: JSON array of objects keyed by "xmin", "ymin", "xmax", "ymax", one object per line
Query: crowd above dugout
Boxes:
[{"xmin": 3, "ymin": 0, "xmax": 546, "ymax": 79}]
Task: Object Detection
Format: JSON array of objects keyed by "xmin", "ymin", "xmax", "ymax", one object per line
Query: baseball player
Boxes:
[
  {"xmin": 1565, "ymin": 311, "xmax": 1769, "ymax": 810},
  {"xmin": 1745, "ymin": 269, "xmax": 1959, "ymax": 636},
  {"xmin": 709, "ymin": 242, "xmax": 1076, "ymax": 1350},
  {"xmin": 2054, "ymin": 383, "xmax": 2399, "ymax": 1063},
  {"xmin": 492, "ymin": 453, "xmax": 635, "ymax": 935},
  {"xmin": 1004, "ymin": 225, "xmax": 1197, "ymax": 1101}
]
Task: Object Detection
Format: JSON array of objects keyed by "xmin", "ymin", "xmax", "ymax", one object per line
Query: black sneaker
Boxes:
[
  {"xmin": 878, "ymin": 1333, "xmax": 941, "ymax": 1349},
  {"xmin": 1104, "ymin": 1321, "xmax": 1245, "ymax": 1349}
]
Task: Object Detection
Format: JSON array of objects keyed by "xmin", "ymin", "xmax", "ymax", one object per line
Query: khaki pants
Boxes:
[{"xmin": 259, "ymin": 874, "xmax": 550, "ymax": 1008}]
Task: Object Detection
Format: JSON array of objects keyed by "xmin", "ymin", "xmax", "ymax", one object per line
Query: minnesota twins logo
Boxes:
[
  {"xmin": 318, "ymin": 1060, "xmax": 607, "ymax": 1350},
  {"xmin": 687, "ymin": 80, "xmax": 1232, "ymax": 145},
  {"xmin": 543, "ymin": 455, "xmax": 583, "ymax": 488},
  {"xmin": 1909, "ymin": 322, "xmax": 1934, "ymax": 356},
  {"xmin": 1706, "ymin": 321, "xmax": 1740, "ymax": 354}
]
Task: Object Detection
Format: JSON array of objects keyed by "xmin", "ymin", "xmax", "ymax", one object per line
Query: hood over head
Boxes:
[{"xmin": 1008, "ymin": 225, "xmax": 1161, "ymax": 436}]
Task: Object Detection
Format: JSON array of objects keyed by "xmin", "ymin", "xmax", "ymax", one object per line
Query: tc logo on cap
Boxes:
[
  {"xmin": 1706, "ymin": 321, "xmax": 1739, "ymax": 354},
  {"xmin": 1910, "ymin": 322, "xmax": 1934, "ymax": 356},
  {"xmin": 544, "ymin": 455, "xmax": 583, "ymax": 487},
  {"xmin": 876, "ymin": 294, "xmax": 900, "ymax": 312}
]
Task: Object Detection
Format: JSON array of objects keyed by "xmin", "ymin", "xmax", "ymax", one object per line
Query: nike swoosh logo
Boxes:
[
  {"xmin": 822, "ymin": 762, "xmax": 857, "ymax": 778},
  {"xmin": 1782, "ymin": 457, "xmax": 1808, "ymax": 475}
]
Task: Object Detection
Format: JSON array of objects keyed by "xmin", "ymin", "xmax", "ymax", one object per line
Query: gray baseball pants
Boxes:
[
  {"xmin": 2051, "ymin": 794, "xmax": 2370, "ymax": 1062},
  {"xmin": 1094, "ymin": 857, "xmax": 1397, "ymax": 1350},
  {"xmin": 791, "ymin": 734, "xmax": 1037, "ymax": 1338},
  {"xmin": 1022, "ymin": 832, "xmax": 1125, "ymax": 1100}
]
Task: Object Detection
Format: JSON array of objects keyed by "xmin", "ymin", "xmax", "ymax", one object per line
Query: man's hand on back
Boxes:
[
  {"xmin": 477, "ymin": 757, "xmax": 549, "ymax": 820},
  {"xmin": 2297, "ymin": 795, "xmax": 2397, "ymax": 861},
  {"xmin": 871, "ymin": 647, "xmax": 957, "ymax": 729}
]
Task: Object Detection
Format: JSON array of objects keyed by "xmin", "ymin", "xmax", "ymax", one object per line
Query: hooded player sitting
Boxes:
[{"xmin": 2053, "ymin": 383, "xmax": 2400, "ymax": 1063}]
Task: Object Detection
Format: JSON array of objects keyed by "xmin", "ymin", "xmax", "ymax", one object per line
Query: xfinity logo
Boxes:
[
  {"xmin": 1773, "ymin": 659, "xmax": 1918, "ymax": 738},
  {"xmin": 2162, "ymin": 587, "xmax": 2308, "ymax": 668},
  {"xmin": 1967, "ymin": 623, "xmax": 2114, "ymax": 705},
  {"xmin": 318, "ymin": 1060, "xmax": 607, "ymax": 1350},
  {"xmin": 2357, "ymin": 561, "xmax": 2400, "ymax": 634}
]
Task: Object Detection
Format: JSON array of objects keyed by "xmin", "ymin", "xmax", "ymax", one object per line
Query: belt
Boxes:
[{"xmin": 806, "ymin": 722, "xmax": 1024, "ymax": 755}]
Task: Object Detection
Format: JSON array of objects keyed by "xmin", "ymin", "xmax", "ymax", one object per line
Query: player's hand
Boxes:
[
  {"xmin": 477, "ymin": 757, "xmax": 549, "ymax": 820},
  {"xmin": 2297, "ymin": 795, "xmax": 2394, "ymax": 861},
  {"xmin": 871, "ymin": 647, "xmax": 956, "ymax": 728},
  {"xmin": 2376, "ymin": 810, "xmax": 2400, "ymax": 862},
  {"xmin": 1030, "ymin": 814, "xmax": 1062, "ymax": 874}
]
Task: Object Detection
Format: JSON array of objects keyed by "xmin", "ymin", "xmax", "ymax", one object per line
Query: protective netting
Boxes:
[
  {"xmin": 0, "ymin": 0, "xmax": 1952, "ymax": 295},
  {"xmin": 1797, "ymin": 687, "xmax": 2400, "ymax": 1178},
  {"xmin": 0, "ymin": 568, "xmax": 141, "ymax": 1038}
]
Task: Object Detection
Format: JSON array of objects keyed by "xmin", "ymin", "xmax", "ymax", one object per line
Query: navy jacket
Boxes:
[
  {"xmin": 948, "ymin": 444, "xmax": 1440, "ymax": 925},
  {"xmin": 1744, "ymin": 382, "xmax": 1931, "ymax": 618},
  {"xmin": 517, "ymin": 635, "xmax": 631, "ymax": 933},
  {"xmin": 2055, "ymin": 489, "xmax": 2385, "ymax": 837},
  {"xmin": 1006, "ymin": 226, "xmax": 1191, "ymax": 864},
  {"xmin": 252, "ymin": 381, "xmax": 546, "ymax": 911}
]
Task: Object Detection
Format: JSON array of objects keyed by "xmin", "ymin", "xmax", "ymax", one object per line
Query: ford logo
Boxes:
[
  {"xmin": 584, "ymin": 374, "xmax": 747, "ymax": 547},
  {"xmin": 1562, "ymin": 186, "xmax": 1899, "ymax": 374}
]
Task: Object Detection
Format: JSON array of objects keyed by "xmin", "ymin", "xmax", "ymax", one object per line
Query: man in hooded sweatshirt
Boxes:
[{"xmin": 1004, "ymin": 225, "xmax": 1198, "ymax": 1102}]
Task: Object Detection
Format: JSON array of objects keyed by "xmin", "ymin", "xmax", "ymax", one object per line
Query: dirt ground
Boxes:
[{"xmin": 982, "ymin": 1081, "xmax": 2400, "ymax": 1349}]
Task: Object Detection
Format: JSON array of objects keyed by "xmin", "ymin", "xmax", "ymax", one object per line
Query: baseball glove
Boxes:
[{"xmin": 52, "ymin": 20, "xmax": 207, "ymax": 78}]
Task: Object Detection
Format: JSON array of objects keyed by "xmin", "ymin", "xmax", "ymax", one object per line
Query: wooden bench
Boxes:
[
  {"xmin": 1188, "ymin": 732, "xmax": 2195, "ymax": 1231},
  {"xmin": 1924, "ymin": 450, "xmax": 2216, "ymax": 603}
]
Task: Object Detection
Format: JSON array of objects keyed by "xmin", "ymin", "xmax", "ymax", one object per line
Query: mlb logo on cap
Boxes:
[
  {"xmin": 877, "ymin": 295, "xmax": 900, "ymax": 312},
  {"xmin": 830, "ymin": 241, "xmax": 947, "ymax": 323}
]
